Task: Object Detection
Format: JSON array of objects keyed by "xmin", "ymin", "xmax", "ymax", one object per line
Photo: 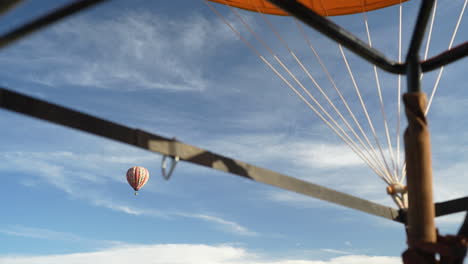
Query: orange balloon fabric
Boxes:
[{"xmin": 207, "ymin": 0, "xmax": 408, "ymax": 16}]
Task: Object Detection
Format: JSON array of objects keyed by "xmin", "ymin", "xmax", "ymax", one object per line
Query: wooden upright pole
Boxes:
[{"xmin": 403, "ymin": 92, "xmax": 437, "ymax": 258}]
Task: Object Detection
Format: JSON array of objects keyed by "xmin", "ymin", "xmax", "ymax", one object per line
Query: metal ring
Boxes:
[{"xmin": 161, "ymin": 155, "xmax": 179, "ymax": 180}]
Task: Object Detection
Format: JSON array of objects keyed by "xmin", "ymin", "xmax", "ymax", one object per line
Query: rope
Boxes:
[
  {"xmin": 263, "ymin": 56, "xmax": 390, "ymax": 181},
  {"xmin": 362, "ymin": 13, "xmax": 399, "ymax": 182},
  {"xmin": 396, "ymin": 3, "xmax": 403, "ymax": 182},
  {"xmin": 325, "ymin": 0, "xmax": 393, "ymax": 182},
  {"xmin": 425, "ymin": 0, "xmax": 467, "ymax": 115},
  {"xmin": 339, "ymin": 45, "xmax": 394, "ymax": 182},
  {"xmin": 207, "ymin": 1, "xmax": 392, "ymax": 182},
  {"xmin": 275, "ymin": 55, "xmax": 391, "ymax": 179},
  {"xmin": 254, "ymin": 8, "xmax": 389, "ymax": 175},
  {"xmin": 249, "ymin": 1, "xmax": 393, "ymax": 179},
  {"xmin": 294, "ymin": 20, "xmax": 389, "ymax": 175},
  {"xmin": 314, "ymin": 0, "xmax": 394, "ymax": 182}
]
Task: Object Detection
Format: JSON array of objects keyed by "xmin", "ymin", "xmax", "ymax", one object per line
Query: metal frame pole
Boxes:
[
  {"xmin": 0, "ymin": 0, "xmax": 109, "ymax": 49},
  {"xmin": 403, "ymin": 0, "xmax": 437, "ymax": 254}
]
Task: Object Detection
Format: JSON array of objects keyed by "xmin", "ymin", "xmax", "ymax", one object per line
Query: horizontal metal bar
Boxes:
[
  {"xmin": 266, "ymin": 0, "xmax": 405, "ymax": 74},
  {"xmin": 421, "ymin": 42, "xmax": 468, "ymax": 72},
  {"xmin": 435, "ymin": 196, "xmax": 468, "ymax": 217},
  {"xmin": 0, "ymin": 87, "xmax": 402, "ymax": 222},
  {"xmin": 0, "ymin": 0, "xmax": 109, "ymax": 49}
]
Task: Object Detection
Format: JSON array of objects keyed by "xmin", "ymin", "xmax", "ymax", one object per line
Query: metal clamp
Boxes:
[{"xmin": 161, "ymin": 155, "xmax": 179, "ymax": 180}]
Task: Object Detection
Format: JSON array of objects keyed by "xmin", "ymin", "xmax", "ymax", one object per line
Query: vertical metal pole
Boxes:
[
  {"xmin": 403, "ymin": 2, "xmax": 437, "ymax": 262},
  {"xmin": 404, "ymin": 56, "xmax": 436, "ymax": 245}
]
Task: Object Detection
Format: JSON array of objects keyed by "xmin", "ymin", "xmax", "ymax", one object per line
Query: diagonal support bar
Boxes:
[
  {"xmin": 266, "ymin": 0, "xmax": 467, "ymax": 75},
  {"xmin": 421, "ymin": 42, "xmax": 468, "ymax": 73},
  {"xmin": 0, "ymin": 87, "xmax": 402, "ymax": 222},
  {"xmin": 266, "ymin": 0, "xmax": 404, "ymax": 74},
  {"xmin": 436, "ymin": 197, "xmax": 468, "ymax": 217},
  {"xmin": 0, "ymin": 0, "xmax": 24, "ymax": 15},
  {"xmin": 0, "ymin": 0, "xmax": 109, "ymax": 49}
]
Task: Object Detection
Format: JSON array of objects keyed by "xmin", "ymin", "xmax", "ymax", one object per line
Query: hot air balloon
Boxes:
[
  {"xmin": 126, "ymin": 166, "xmax": 149, "ymax": 195},
  {"xmin": 206, "ymin": 0, "xmax": 408, "ymax": 16}
]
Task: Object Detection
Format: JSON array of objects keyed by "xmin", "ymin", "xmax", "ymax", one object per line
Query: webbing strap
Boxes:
[{"xmin": 0, "ymin": 87, "xmax": 402, "ymax": 222}]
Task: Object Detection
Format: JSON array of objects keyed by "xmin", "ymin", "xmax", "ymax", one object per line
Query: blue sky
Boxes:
[{"xmin": 0, "ymin": 0, "xmax": 467, "ymax": 263}]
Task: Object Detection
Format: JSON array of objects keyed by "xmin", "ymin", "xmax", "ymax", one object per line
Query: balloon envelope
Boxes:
[
  {"xmin": 126, "ymin": 166, "xmax": 150, "ymax": 191},
  {"xmin": 207, "ymin": 0, "xmax": 408, "ymax": 16}
]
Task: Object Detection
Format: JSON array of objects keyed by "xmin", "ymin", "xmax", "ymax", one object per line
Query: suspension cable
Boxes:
[
  {"xmin": 425, "ymin": 0, "xmax": 467, "ymax": 114},
  {"xmin": 362, "ymin": 12, "xmax": 399, "ymax": 182},
  {"xmin": 294, "ymin": 21, "xmax": 389, "ymax": 175},
  {"xmin": 396, "ymin": 2, "xmax": 403, "ymax": 182},
  {"xmin": 339, "ymin": 45, "xmax": 394, "ymax": 182},
  {"xmin": 318, "ymin": 0, "xmax": 394, "ymax": 181},
  {"xmin": 254, "ymin": 8, "xmax": 389, "ymax": 175},
  {"xmin": 206, "ymin": 1, "xmax": 392, "ymax": 182}
]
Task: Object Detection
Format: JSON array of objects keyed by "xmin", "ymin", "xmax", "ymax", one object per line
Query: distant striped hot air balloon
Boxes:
[{"xmin": 126, "ymin": 166, "xmax": 149, "ymax": 195}]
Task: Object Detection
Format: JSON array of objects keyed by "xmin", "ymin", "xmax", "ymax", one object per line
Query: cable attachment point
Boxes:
[
  {"xmin": 387, "ymin": 183, "xmax": 408, "ymax": 209},
  {"xmin": 386, "ymin": 183, "xmax": 407, "ymax": 195},
  {"xmin": 161, "ymin": 155, "xmax": 179, "ymax": 180}
]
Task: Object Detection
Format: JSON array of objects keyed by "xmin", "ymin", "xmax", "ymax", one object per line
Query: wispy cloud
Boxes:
[
  {"xmin": 92, "ymin": 198, "xmax": 258, "ymax": 236},
  {"xmin": 320, "ymin": 249, "xmax": 353, "ymax": 255},
  {"xmin": 0, "ymin": 225, "xmax": 122, "ymax": 248},
  {"xmin": 0, "ymin": 149, "xmax": 257, "ymax": 237},
  {"xmin": 175, "ymin": 213, "xmax": 258, "ymax": 237},
  {"xmin": 0, "ymin": 243, "xmax": 401, "ymax": 264},
  {"xmin": 0, "ymin": 11, "xmax": 238, "ymax": 92},
  {"xmin": 0, "ymin": 225, "xmax": 83, "ymax": 241}
]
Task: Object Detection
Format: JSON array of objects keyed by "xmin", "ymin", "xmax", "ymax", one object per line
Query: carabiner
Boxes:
[{"xmin": 161, "ymin": 155, "xmax": 179, "ymax": 180}]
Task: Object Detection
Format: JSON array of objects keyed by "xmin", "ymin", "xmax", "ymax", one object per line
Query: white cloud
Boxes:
[
  {"xmin": 433, "ymin": 161, "xmax": 468, "ymax": 204},
  {"xmin": 0, "ymin": 244, "xmax": 401, "ymax": 264},
  {"xmin": 292, "ymin": 142, "xmax": 363, "ymax": 169},
  {"xmin": 206, "ymin": 134, "xmax": 365, "ymax": 170}
]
